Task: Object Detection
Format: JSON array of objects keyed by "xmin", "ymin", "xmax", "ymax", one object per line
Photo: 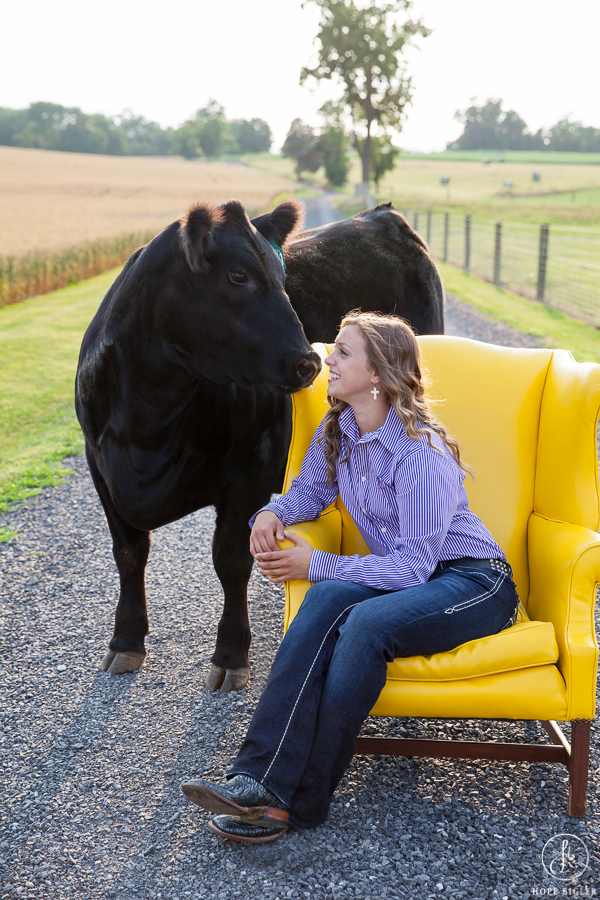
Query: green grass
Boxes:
[
  {"xmin": 402, "ymin": 150, "xmax": 600, "ymax": 165},
  {"xmin": 0, "ymin": 267, "xmax": 121, "ymax": 530},
  {"xmin": 438, "ymin": 261, "xmax": 600, "ymax": 364}
]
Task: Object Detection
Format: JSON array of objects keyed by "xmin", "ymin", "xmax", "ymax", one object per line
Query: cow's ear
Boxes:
[
  {"xmin": 251, "ymin": 200, "xmax": 304, "ymax": 247},
  {"xmin": 179, "ymin": 203, "xmax": 224, "ymax": 274}
]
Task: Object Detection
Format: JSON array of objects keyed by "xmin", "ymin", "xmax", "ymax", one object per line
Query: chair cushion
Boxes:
[
  {"xmin": 387, "ymin": 619, "xmax": 558, "ymax": 682},
  {"xmin": 371, "ymin": 664, "xmax": 567, "ymax": 720}
]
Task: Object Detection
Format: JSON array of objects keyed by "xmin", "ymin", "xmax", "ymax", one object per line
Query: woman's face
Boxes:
[{"xmin": 324, "ymin": 325, "xmax": 380, "ymax": 405}]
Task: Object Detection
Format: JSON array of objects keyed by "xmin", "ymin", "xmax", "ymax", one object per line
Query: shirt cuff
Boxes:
[
  {"xmin": 248, "ymin": 501, "xmax": 289, "ymax": 530},
  {"xmin": 308, "ymin": 550, "xmax": 339, "ymax": 583}
]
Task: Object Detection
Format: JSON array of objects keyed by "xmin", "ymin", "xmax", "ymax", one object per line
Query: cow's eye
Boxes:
[{"xmin": 229, "ymin": 272, "xmax": 248, "ymax": 285}]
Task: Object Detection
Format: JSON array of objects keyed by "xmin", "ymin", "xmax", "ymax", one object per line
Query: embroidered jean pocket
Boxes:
[{"xmin": 443, "ymin": 574, "xmax": 502, "ymax": 614}]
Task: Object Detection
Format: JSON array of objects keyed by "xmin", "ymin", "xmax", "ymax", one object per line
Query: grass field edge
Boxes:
[
  {"xmin": 437, "ymin": 260, "xmax": 600, "ymax": 363},
  {"xmin": 0, "ymin": 440, "xmax": 84, "ymax": 540}
]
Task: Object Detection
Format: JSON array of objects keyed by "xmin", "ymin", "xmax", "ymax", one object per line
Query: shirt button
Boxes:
[
  {"xmin": 361, "ymin": 476, "xmax": 366, "ymax": 482},
  {"xmin": 381, "ymin": 527, "xmax": 387, "ymax": 533}
]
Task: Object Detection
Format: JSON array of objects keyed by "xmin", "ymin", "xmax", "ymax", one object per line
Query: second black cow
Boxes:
[{"xmin": 76, "ymin": 199, "xmax": 443, "ymax": 692}]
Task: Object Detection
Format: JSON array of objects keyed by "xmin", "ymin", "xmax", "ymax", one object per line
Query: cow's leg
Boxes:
[
  {"xmin": 207, "ymin": 492, "xmax": 261, "ymax": 692},
  {"xmin": 86, "ymin": 451, "xmax": 150, "ymax": 675}
]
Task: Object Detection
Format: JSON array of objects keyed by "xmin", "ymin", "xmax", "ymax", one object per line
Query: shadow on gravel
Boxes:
[{"xmin": 1, "ymin": 432, "xmax": 599, "ymax": 900}]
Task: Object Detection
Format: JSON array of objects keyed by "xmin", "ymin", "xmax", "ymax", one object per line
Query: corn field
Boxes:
[
  {"xmin": 0, "ymin": 233, "xmax": 155, "ymax": 306},
  {"xmin": 403, "ymin": 210, "xmax": 600, "ymax": 327}
]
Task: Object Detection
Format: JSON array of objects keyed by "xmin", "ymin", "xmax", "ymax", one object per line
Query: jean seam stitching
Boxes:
[
  {"xmin": 443, "ymin": 574, "xmax": 503, "ymax": 614},
  {"xmin": 445, "ymin": 565, "xmax": 497, "ymax": 586},
  {"xmin": 262, "ymin": 601, "xmax": 362, "ymax": 782}
]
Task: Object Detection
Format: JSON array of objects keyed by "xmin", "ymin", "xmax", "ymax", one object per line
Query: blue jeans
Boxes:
[{"xmin": 228, "ymin": 562, "xmax": 519, "ymax": 829}]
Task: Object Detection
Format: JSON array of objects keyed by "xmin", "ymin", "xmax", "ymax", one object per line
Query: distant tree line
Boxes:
[
  {"xmin": 0, "ymin": 100, "xmax": 272, "ymax": 157},
  {"xmin": 450, "ymin": 99, "xmax": 600, "ymax": 152}
]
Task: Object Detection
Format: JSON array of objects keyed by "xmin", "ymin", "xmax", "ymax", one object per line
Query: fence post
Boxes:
[
  {"xmin": 464, "ymin": 215, "xmax": 471, "ymax": 272},
  {"xmin": 494, "ymin": 222, "xmax": 502, "ymax": 286},
  {"xmin": 426, "ymin": 211, "xmax": 432, "ymax": 246},
  {"xmin": 537, "ymin": 224, "xmax": 549, "ymax": 302},
  {"xmin": 413, "ymin": 211, "xmax": 419, "ymax": 233},
  {"xmin": 443, "ymin": 213, "xmax": 449, "ymax": 262}
]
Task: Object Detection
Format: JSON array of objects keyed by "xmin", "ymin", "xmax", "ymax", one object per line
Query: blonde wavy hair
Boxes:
[{"xmin": 317, "ymin": 311, "xmax": 469, "ymax": 485}]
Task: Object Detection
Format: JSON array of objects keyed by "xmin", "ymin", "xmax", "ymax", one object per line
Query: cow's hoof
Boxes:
[
  {"xmin": 101, "ymin": 650, "xmax": 117, "ymax": 671},
  {"xmin": 205, "ymin": 664, "xmax": 250, "ymax": 692},
  {"xmin": 100, "ymin": 650, "xmax": 146, "ymax": 675},
  {"xmin": 220, "ymin": 666, "xmax": 251, "ymax": 693},
  {"xmin": 205, "ymin": 664, "xmax": 226, "ymax": 691}
]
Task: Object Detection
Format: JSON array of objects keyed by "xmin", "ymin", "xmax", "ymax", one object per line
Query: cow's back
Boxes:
[{"xmin": 285, "ymin": 203, "xmax": 444, "ymax": 341}]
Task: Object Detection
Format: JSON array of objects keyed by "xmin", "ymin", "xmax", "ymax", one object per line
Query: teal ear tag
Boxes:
[{"xmin": 267, "ymin": 239, "xmax": 286, "ymax": 271}]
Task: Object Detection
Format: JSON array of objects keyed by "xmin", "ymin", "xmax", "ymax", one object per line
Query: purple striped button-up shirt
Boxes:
[{"xmin": 253, "ymin": 405, "xmax": 505, "ymax": 591}]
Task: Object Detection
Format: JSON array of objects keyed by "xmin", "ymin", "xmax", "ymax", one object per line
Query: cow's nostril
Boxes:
[{"xmin": 297, "ymin": 359, "xmax": 318, "ymax": 383}]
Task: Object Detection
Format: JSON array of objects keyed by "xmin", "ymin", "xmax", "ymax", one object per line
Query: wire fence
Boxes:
[{"xmin": 401, "ymin": 210, "xmax": 600, "ymax": 327}]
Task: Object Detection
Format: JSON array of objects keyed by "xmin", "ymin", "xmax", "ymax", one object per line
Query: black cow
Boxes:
[
  {"xmin": 282, "ymin": 202, "xmax": 444, "ymax": 341},
  {"xmin": 76, "ymin": 198, "xmax": 444, "ymax": 693},
  {"xmin": 76, "ymin": 199, "xmax": 320, "ymax": 692}
]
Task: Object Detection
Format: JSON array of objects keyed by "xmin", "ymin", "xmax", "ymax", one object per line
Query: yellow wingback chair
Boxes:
[{"xmin": 281, "ymin": 337, "xmax": 600, "ymax": 817}]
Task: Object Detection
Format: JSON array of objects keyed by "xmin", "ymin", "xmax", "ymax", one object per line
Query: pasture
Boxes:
[
  {"xmin": 0, "ymin": 269, "xmax": 117, "ymax": 525},
  {"xmin": 242, "ymin": 150, "xmax": 600, "ymax": 226},
  {"xmin": 402, "ymin": 149, "xmax": 600, "ymax": 165},
  {"xmin": 0, "ymin": 146, "xmax": 298, "ymax": 258},
  {"xmin": 352, "ymin": 157, "xmax": 600, "ymax": 227}
]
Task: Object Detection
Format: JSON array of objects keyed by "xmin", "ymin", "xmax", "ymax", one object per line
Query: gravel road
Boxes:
[
  {"xmin": 299, "ymin": 193, "xmax": 343, "ymax": 230},
  {"xmin": 1, "ymin": 246, "xmax": 599, "ymax": 900}
]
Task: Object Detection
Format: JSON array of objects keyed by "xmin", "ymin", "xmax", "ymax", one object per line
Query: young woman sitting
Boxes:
[{"xmin": 181, "ymin": 312, "xmax": 519, "ymax": 843}]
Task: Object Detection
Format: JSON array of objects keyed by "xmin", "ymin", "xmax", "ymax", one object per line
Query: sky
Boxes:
[{"xmin": 0, "ymin": 0, "xmax": 597, "ymax": 152}]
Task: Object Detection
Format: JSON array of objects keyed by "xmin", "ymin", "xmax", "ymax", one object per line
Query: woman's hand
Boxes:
[
  {"xmin": 254, "ymin": 530, "xmax": 313, "ymax": 583},
  {"xmin": 250, "ymin": 511, "xmax": 286, "ymax": 555}
]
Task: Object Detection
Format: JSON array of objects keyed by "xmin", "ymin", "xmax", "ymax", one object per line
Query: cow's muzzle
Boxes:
[
  {"xmin": 266, "ymin": 349, "xmax": 322, "ymax": 395},
  {"xmin": 296, "ymin": 355, "xmax": 320, "ymax": 386}
]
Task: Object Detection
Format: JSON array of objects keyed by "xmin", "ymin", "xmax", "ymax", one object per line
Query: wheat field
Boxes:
[{"xmin": 0, "ymin": 146, "xmax": 298, "ymax": 257}]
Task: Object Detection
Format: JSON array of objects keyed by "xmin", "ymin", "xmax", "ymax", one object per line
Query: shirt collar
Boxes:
[{"xmin": 339, "ymin": 405, "xmax": 410, "ymax": 452}]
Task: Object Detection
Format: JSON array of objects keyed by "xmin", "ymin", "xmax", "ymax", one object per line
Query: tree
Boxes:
[
  {"xmin": 12, "ymin": 102, "xmax": 74, "ymax": 151},
  {"xmin": 282, "ymin": 118, "xmax": 322, "ymax": 177},
  {"xmin": 61, "ymin": 113, "xmax": 125, "ymax": 154},
  {"xmin": 172, "ymin": 120, "xmax": 203, "ymax": 159},
  {"xmin": 172, "ymin": 101, "xmax": 232, "ymax": 159},
  {"xmin": 301, "ymin": 0, "xmax": 430, "ymax": 186},
  {"xmin": 0, "ymin": 107, "xmax": 27, "ymax": 146},
  {"xmin": 450, "ymin": 98, "xmax": 545, "ymax": 151},
  {"xmin": 315, "ymin": 126, "xmax": 349, "ymax": 186},
  {"xmin": 364, "ymin": 134, "xmax": 399, "ymax": 185},
  {"xmin": 546, "ymin": 117, "xmax": 600, "ymax": 152},
  {"xmin": 116, "ymin": 110, "xmax": 173, "ymax": 155},
  {"xmin": 230, "ymin": 118, "xmax": 272, "ymax": 153},
  {"xmin": 194, "ymin": 100, "xmax": 234, "ymax": 157}
]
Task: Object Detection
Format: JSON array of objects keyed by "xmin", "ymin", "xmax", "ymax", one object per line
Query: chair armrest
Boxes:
[
  {"xmin": 282, "ymin": 505, "xmax": 342, "ymax": 633},
  {"xmin": 528, "ymin": 512, "xmax": 600, "ymax": 719}
]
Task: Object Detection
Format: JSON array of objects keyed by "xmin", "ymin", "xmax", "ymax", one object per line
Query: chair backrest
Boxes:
[{"xmin": 284, "ymin": 338, "xmax": 600, "ymax": 604}]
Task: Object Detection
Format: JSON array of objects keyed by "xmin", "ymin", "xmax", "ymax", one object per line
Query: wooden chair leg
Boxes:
[{"xmin": 568, "ymin": 720, "xmax": 591, "ymax": 817}]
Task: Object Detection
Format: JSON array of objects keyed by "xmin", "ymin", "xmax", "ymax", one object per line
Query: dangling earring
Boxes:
[{"xmin": 371, "ymin": 384, "xmax": 379, "ymax": 401}]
